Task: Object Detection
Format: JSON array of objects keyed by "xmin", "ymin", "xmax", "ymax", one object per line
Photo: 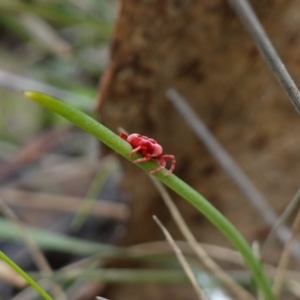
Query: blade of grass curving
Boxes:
[
  {"xmin": 0, "ymin": 250, "xmax": 53, "ymax": 300},
  {"xmin": 23, "ymin": 91, "xmax": 275, "ymax": 300}
]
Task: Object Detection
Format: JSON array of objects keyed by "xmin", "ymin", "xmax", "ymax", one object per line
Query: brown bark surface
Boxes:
[{"xmin": 97, "ymin": 1, "xmax": 300, "ymax": 298}]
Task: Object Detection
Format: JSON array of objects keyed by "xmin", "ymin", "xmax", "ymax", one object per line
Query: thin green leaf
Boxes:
[
  {"xmin": 0, "ymin": 250, "xmax": 53, "ymax": 300},
  {"xmin": 24, "ymin": 91, "xmax": 275, "ymax": 300}
]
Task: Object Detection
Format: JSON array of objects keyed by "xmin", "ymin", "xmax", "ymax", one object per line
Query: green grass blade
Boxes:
[
  {"xmin": 24, "ymin": 91, "xmax": 275, "ymax": 300},
  {"xmin": 0, "ymin": 250, "xmax": 53, "ymax": 300}
]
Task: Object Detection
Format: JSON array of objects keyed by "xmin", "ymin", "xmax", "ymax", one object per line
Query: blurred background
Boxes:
[{"xmin": 1, "ymin": 0, "xmax": 300, "ymax": 299}]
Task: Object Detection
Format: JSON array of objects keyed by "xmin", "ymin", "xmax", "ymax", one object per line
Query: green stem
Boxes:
[
  {"xmin": 0, "ymin": 250, "xmax": 53, "ymax": 300},
  {"xmin": 24, "ymin": 91, "xmax": 275, "ymax": 300},
  {"xmin": 34, "ymin": 269, "xmax": 188, "ymax": 284}
]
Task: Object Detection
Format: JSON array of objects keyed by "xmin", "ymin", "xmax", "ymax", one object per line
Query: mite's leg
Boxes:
[
  {"xmin": 133, "ymin": 155, "xmax": 151, "ymax": 163},
  {"xmin": 161, "ymin": 155, "xmax": 176, "ymax": 176},
  {"xmin": 150, "ymin": 158, "xmax": 166, "ymax": 175},
  {"xmin": 130, "ymin": 146, "xmax": 146, "ymax": 157}
]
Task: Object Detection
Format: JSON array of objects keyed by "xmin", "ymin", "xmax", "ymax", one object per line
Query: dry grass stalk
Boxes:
[{"xmin": 153, "ymin": 215, "xmax": 207, "ymax": 300}]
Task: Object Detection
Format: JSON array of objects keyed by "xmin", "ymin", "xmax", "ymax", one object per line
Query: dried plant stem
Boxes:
[
  {"xmin": 262, "ymin": 186, "xmax": 300, "ymax": 257},
  {"xmin": 150, "ymin": 177, "xmax": 254, "ymax": 300},
  {"xmin": 153, "ymin": 216, "xmax": 207, "ymax": 300},
  {"xmin": 273, "ymin": 207, "xmax": 300, "ymax": 297},
  {"xmin": 227, "ymin": 0, "xmax": 300, "ymax": 113},
  {"xmin": 0, "ymin": 188, "xmax": 129, "ymax": 220},
  {"xmin": 133, "ymin": 240, "xmax": 300, "ymax": 296},
  {"xmin": 18, "ymin": 13, "xmax": 71, "ymax": 56}
]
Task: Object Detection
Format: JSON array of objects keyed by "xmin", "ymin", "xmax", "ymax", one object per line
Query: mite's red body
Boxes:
[{"xmin": 120, "ymin": 133, "xmax": 176, "ymax": 176}]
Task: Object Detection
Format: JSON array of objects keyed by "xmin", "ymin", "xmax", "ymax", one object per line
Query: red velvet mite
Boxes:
[{"xmin": 120, "ymin": 133, "xmax": 176, "ymax": 176}]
